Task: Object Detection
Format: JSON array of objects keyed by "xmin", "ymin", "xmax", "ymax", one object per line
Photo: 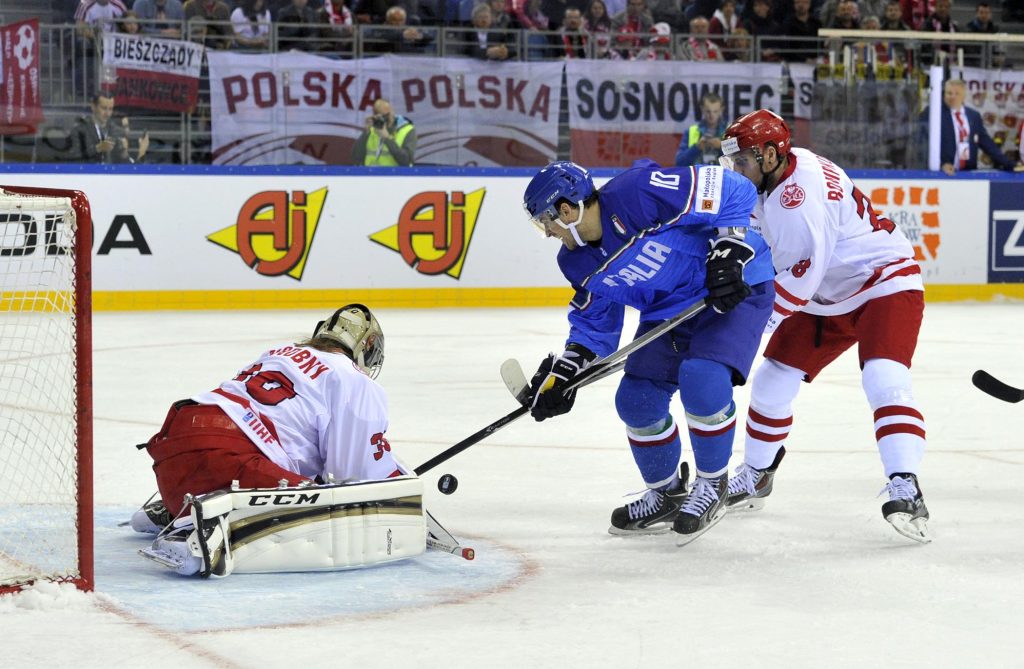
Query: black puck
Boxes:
[{"xmin": 438, "ymin": 473, "xmax": 458, "ymax": 495}]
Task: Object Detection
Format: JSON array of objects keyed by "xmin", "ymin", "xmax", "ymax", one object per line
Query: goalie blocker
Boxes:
[{"xmin": 140, "ymin": 477, "xmax": 428, "ymax": 577}]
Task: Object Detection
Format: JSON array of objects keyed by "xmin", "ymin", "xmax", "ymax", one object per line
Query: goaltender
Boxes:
[{"xmin": 130, "ymin": 304, "xmax": 427, "ymax": 576}]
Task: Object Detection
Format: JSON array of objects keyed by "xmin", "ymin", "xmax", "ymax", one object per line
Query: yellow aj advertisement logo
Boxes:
[
  {"xmin": 369, "ymin": 189, "xmax": 485, "ymax": 279},
  {"xmin": 208, "ymin": 188, "xmax": 327, "ymax": 280}
]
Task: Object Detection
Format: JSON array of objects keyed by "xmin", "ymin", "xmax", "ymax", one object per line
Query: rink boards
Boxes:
[{"xmin": 0, "ymin": 166, "xmax": 1021, "ymax": 310}]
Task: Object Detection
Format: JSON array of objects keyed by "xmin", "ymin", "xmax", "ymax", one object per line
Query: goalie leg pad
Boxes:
[
  {"xmin": 221, "ymin": 477, "xmax": 425, "ymax": 575},
  {"xmin": 139, "ymin": 478, "xmax": 426, "ymax": 577}
]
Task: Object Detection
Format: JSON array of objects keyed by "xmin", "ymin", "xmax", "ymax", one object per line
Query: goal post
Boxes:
[{"xmin": 0, "ymin": 185, "xmax": 93, "ymax": 594}]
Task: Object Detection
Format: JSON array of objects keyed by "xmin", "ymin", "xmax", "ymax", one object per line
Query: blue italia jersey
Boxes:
[{"xmin": 557, "ymin": 160, "xmax": 774, "ymax": 357}]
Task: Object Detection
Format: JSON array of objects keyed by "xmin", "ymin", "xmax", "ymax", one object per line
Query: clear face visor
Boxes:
[
  {"xmin": 528, "ymin": 203, "xmax": 561, "ymax": 234},
  {"xmin": 718, "ymin": 136, "xmax": 742, "ymax": 171},
  {"xmin": 524, "ymin": 202, "xmax": 561, "ymax": 236}
]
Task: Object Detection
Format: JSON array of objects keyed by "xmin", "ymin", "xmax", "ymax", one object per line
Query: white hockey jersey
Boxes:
[
  {"xmin": 751, "ymin": 147, "xmax": 923, "ymax": 329},
  {"xmin": 192, "ymin": 343, "xmax": 402, "ymax": 483}
]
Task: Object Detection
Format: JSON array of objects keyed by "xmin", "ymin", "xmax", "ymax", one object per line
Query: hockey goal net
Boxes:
[{"xmin": 0, "ymin": 186, "xmax": 92, "ymax": 594}]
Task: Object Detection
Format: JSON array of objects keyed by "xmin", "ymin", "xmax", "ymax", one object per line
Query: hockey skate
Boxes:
[
  {"xmin": 128, "ymin": 498, "xmax": 173, "ymax": 535},
  {"xmin": 672, "ymin": 474, "xmax": 728, "ymax": 546},
  {"xmin": 138, "ymin": 527, "xmax": 204, "ymax": 576},
  {"xmin": 881, "ymin": 473, "xmax": 932, "ymax": 544},
  {"xmin": 726, "ymin": 447, "xmax": 786, "ymax": 512},
  {"xmin": 609, "ymin": 463, "xmax": 690, "ymax": 535}
]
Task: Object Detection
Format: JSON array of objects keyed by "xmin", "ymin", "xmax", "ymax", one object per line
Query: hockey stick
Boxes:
[
  {"xmin": 500, "ymin": 357, "xmax": 626, "ymax": 406},
  {"xmin": 413, "ymin": 299, "xmax": 707, "ymax": 475},
  {"xmin": 972, "ymin": 370, "xmax": 1024, "ymax": 403}
]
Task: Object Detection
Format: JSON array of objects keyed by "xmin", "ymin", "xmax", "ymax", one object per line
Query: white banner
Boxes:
[
  {"xmin": 208, "ymin": 51, "xmax": 391, "ymax": 165},
  {"xmin": 102, "ymin": 32, "xmax": 204, "ymax": 112},
  {"xmin": 386, "ymin": 55, "xmax": 562, "ymax": 167},
  {"xmin": 790, "ymin": 62, "xmax": 815, "ymax": 120},
  {"xmin": 208, "ymin": 53, "xmax": 562, "ymax": 166},
  {"xmin": 102, "ymin": 32, "xmax": 204, "ymax": 77},
  {"xmin": 566, "ymin": 60, "xmax": 784, "ymax": 166}
]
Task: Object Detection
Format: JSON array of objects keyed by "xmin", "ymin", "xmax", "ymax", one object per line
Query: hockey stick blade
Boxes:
[
  {"xmin": 500, "ymin": 357, "xmax": 627, "ymax": 405},
  {"xmin": 500, "ymin": 359, "xmax": 532, "ymax": 406},
  {"xmin": 972, "ymin": 370, "xmax": 1024, "ymax": 403}
]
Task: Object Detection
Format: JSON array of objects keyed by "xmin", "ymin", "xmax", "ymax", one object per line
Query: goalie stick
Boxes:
[
  {"xmin": 972, "ymin": 370, "xmax": 1024, "ymax": 403},
  {"xmin": 414, "ymin": 299, "xmax": 707, "ymax": 475}
]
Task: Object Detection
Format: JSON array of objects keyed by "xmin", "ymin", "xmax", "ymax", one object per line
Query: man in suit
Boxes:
[
  {"xmin": 939, "ymin": 79, "xmax": 1024, "ymax": 175},
  {"xmin": 71, "ymin": 91, "xmax": 149, "ymax": 164},
  {"xmin": 449, "ymin": 3, "xmax": 516, "ymax": 60}
]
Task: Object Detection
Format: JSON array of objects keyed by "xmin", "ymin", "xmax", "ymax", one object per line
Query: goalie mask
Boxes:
[
  {"xmin": 313, "ymin": 304, "xmax": 385, "ymax": 379},
  {"xmin": 522, "ymin": 161, "xmax": 594, "ymax": 247}
]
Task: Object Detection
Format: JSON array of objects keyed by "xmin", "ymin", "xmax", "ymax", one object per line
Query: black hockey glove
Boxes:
[
  {"xmin": 528, "ymin": 343, "xmax": 597, "ymax": 422},
  {"xmin": 704, "ymin": 235, "xmax": 755, "ymax": 314}
]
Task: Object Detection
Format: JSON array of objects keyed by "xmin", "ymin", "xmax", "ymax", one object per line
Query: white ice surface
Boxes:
[{"xmin": 4, "ymin": 303, "xmax": 1024, "ymax": 669}]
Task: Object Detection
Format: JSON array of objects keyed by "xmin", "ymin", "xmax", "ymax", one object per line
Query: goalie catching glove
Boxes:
[
  {"xmin": 529, "ymin": 343, "xmax": 597, "ymax": 421},
  {"xmin": 705, "ymin": 232, "xmax": 755, "ymax": 314}
]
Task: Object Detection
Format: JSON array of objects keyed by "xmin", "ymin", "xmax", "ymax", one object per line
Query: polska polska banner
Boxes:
[
  {"xmin": 0, "ymin": 19, "xmax": 42, "ymax": 135},
  {"xmin": 207, "ymin": 52, "xmax": 562, "ymax": 166},
  {"xmin": 102, "ymin": 32, "xmax": 204, "ymax": 112},
  {"xmin": 566, "ymin": 60, "xmax": 784, "ymax": 167},
  {"xmin": 208, "ymin": 51, "xmax": 391, "ymax": 165},
  {"xmin": 386, "ymin": 55, "xmax": 562, "ymax": 166}
]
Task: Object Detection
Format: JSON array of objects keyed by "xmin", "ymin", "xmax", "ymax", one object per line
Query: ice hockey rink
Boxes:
[{"xmin": 4, "ymin": 302, "xmax": 1024, "ymax": 669}]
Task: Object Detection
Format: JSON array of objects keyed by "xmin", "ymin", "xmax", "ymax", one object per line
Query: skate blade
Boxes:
[
  {"xmin": 886, "ymin": 513, "xmax": 933, "ymax": 544},
  {"xmin": 674, "ymin": 507, "xmax": 728, "ymax": 547},
  {"xmin": 138, "ymin": 546, "xmax": 185, "ymax": 569},
  {"xmin": 726, "ymin": 497, "xmax": 766, "ymax": 513},
  {"xmin": 607, "ymin": 522, "xmax": 675, "ymax": 537}
]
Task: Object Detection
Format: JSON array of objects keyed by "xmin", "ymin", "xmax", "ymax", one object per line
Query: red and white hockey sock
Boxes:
[
  {"xmin": 744, "ymin": 407, "xmax": 791, "ymax": 470},
  {"xmin": 743, "ymin": 359, "xmax": 803, "ymax": 470},
  {"xmin": 863, "ymin": 358, "xmax": 926, "ymax": 475}
]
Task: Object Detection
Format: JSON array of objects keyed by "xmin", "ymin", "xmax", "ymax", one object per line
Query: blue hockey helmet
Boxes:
[{"xmin": 522, "ymin": 161, "xmax": 594, "ymax": 236}]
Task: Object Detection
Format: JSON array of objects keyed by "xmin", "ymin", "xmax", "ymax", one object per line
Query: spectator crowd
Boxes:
[{"xmin": 68, "ymin": 0, "xmax": 1024, "ymax": 62}]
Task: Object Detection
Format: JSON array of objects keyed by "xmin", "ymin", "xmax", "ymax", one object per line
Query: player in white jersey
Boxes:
[
  {"xmin": 132, "ymin": 304, "xmax": 403, "ymax": 527},
  {"xmin": 718, "ymin": 110, "xmax": 931, "ymax": 543}
]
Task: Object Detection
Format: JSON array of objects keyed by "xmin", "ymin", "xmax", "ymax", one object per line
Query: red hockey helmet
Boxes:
[{"xmin": 721, "ymin": 109, "xmax": 792, "ymax": 161}]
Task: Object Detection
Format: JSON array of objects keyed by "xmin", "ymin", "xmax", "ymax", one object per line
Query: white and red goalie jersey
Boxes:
[
  {"xmin": 751, "ymin": 147, "xmax": 923, "ymax": 331},
  {"xmin": 193, "ymin": 344, "xmax": 403, "ymax": 483}
]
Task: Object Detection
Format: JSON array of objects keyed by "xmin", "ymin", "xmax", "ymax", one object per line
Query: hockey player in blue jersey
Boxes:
[{"xmin": 522, "ymin": 159, "xmax": 775, "ymax": 544}]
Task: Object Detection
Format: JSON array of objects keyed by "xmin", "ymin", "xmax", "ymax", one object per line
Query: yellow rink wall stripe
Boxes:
[
  {"xmin": 76, "ymin": 284, "xmax": 1024, "ymax": 311},
  {"xmin": 90, "ymin": 287, "xmax": 578, "ymax": 311}
]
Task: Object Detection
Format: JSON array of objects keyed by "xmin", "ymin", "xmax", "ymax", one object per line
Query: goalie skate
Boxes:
[
  {"xmin": 609, "ymin": 464, "xmax": 690, "ymax": 535},
  {"xmin": 128, "ymin": 498, "xmax": 173, "ymax": 534},
  {"xmin": 138, "ymin": 527, "xmax": 204, "ymax": 576},
  {"xmin": 881, "ymin": 473, "xmax": 932, "ymax": 544},
  {"xmin": 726, "ymin": 447, "xmax": 786, "ymax": 512}
]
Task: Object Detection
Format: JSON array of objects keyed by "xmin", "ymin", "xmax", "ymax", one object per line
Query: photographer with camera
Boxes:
[
  {"xmin": 350, "ymin": 98, "xmax": 417, "ymax": 167},
  {"xmin": 674, "ymin": 92, "xmax": 728, "ymax": 167},
  {"xmin": 71, "ymin": 91, "xmax": 150, "ymax": 164}
]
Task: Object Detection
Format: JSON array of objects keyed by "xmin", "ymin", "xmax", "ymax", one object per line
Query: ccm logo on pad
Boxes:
[{"xmin": 247, "ymin": 493, "xmax": 322, "ymax": 506}]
